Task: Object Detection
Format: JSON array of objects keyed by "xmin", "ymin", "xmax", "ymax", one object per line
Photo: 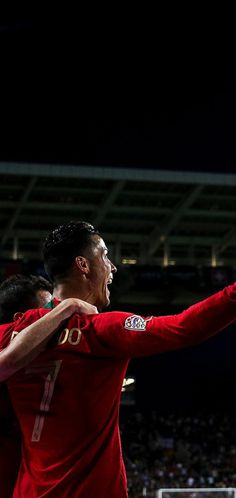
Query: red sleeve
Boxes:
[
  {"xmin": 16, "ymin": 308, "xmax": 49, "ymax": 326},
  {"xmin": 86, "ymin": 283, "xmax": 236, "ymax": 358},
  {"xmin": 0, "ymin": 309, "xmax": 49, "ymax": 350},
  {"xmin": 0, "ymin": 324, "xmax": 12, "ymax": 350}
]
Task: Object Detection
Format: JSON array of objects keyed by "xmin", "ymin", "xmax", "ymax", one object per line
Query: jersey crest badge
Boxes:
[{"xmin": 124, "ymin": 315, "xmax": 146, "ymax": 331}]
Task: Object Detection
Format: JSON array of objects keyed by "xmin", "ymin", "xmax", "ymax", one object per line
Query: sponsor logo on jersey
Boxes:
[{"xmin": 124, "ymin": 315, "xmax": 146, "ymax": 331}]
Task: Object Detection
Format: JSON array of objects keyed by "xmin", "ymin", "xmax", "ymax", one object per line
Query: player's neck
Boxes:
[{"xmin": 54, "ymin": 282, "xmax": 94, "ymax": 305}]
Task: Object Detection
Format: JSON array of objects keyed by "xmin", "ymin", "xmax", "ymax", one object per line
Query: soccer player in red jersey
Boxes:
[
  {"xmin": 1, "ymin": 221, "xmax": 236, "ymax": 497},
  {"xmin": 0, "ymin": 275, "xmax": 97, "ymax": 381},
  {"xmin": 0, "ymin": 274, "xmax": 97, "ymax": 497},
  {"xmin": 0, "ymin": 274, "xmax": 53, "ymax": 498}
]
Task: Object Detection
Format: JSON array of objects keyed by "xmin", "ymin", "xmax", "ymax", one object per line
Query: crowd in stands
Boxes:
[{"xmin": 120, "ymin": 410, "xmax": 236, "ymax": 498}]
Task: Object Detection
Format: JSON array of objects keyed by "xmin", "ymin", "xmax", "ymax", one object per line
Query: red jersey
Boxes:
[{"xmin": 1, "ymin": 283, "xmax": 236, "ymax": 498}]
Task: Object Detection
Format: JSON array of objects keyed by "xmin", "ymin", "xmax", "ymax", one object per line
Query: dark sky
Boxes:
[{"xmin": 1, "ymin": 18, "xmax": 235, "ymax": 174}]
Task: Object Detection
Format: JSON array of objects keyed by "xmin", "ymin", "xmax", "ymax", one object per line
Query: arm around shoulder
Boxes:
[{"xmin": 0, "ymin": 298, "xmax": 98, "ymax": 382}]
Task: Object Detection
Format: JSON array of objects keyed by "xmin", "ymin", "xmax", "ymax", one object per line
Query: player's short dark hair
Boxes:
[
  {"xmin": 43, "ymin": 221, "xmax": 100, "ymax": 282},
  {"xmin": 0, "ymin": 274, "xmax": 53, "ymax": 324}
]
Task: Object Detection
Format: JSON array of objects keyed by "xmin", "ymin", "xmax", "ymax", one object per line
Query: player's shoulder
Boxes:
[
  {"xmin": 0, "ymin": 321, "xmax": 15, "ymax": 348},
  {"xmin": 14, "ymin": 308, "xmax": 48, "ymax": 328},
  {"xmin": 88, "ymin": 310, "xmax": 134, "ymax": 327},
  {"xmin": 94, "ymin": 310, "xmax": 131, "ymax": 319},
  {"xmin": 68, "ymin": 310, "xmax": 146, "ymax": 333},
  {"xmin": 0, "ymin": 321, "xmax": 14, "ymax": 335}
]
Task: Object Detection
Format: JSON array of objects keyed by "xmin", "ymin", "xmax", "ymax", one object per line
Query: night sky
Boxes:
[{"xmin": 1, "ymin": 18, "xmax": 236, "ymax": 173}]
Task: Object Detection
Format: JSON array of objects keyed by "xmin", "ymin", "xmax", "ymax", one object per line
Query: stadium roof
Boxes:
[{"xmin": 1, "ymin": 162, "xmax": 236, "ymax": 267}]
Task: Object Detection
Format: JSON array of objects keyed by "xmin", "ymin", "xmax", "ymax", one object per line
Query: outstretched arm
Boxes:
[
  {"xmin": 0, "ymin": 298, "xmax": 97, "ymax": 382},
  {"xmin": 87, "ymin": 283, "xmax": 236, "ymax": 358}
]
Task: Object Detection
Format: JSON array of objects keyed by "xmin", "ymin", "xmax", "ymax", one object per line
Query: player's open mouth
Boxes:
[{"xmin": 107, "ymin": 278, "xmax": 113, "ymax": 285}]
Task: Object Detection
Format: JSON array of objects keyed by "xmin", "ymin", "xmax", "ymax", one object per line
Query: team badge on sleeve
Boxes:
[{"xmin": 124, "ymin": 315, "xmax": 146, "ymax": 331}]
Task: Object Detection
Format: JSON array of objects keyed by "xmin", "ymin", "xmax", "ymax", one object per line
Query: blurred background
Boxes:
[{"xmin": 1, "ymin": 15, "xmax": 236, "ymax": 496}]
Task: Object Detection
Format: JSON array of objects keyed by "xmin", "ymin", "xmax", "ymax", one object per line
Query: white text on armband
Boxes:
[{"xmin": 57, "ymin": 328, "xmax": 82, "ymax": 346}]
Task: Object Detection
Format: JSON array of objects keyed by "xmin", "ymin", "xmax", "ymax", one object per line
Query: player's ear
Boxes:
[
  {"xmin": 13, "ymin": 312, "xmax": 23, "ymax": 321},
  {"xmin": 75, "ymin": 256, "xmax": 90, "ymax": 275}
]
